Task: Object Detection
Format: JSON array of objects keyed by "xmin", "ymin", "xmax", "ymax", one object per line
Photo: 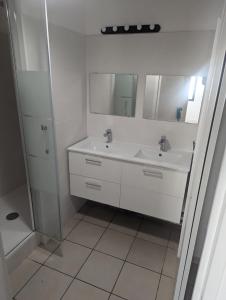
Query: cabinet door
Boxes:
[{"xmin": 121, "ymin": 185, "xmax": 183, "ymax": 224}]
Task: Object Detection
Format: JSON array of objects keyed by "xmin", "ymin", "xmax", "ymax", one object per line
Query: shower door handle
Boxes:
[{"xmin": 41, "ymin": 125, "xmax": 49, "ymax": 155}]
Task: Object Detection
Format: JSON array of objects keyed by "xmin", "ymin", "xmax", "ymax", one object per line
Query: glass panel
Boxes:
[
  {"xmin": 89, "ymin": 73, "xmax": 138, "ymax": 117},
  {"xmin": 7, "ymin": 0, "xmax": 62, "ymax": 240},
  {"xmin": 143, "ymin": 75, "xmax": 206, "ymax": 124}
]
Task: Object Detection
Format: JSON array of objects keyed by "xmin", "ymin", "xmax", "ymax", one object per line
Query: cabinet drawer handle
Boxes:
[
  {"xmin": 85, "ymin": 182, "xmax": 102, "ymax": 190},
  {"xmin": 85, "ymin": 159, "xmax": 102, "ymax": 166},
  {"xmin": 143, "ymin": 169, "xmax": 163, "ymax": 179}
]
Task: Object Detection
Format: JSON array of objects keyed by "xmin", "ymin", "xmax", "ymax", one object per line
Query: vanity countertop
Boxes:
[{"xmin": 68, "ymin": 137, "xmax": 193, "ymax": 173}]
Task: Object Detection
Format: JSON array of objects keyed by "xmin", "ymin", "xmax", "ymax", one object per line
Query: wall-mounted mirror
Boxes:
[
  {"xmin": 143, "ymin": 75, "xmax": 206, "ymax": 124},
  {"xmin": 89, "ymin": 73, "xmax": 138, "ymax": 117}
]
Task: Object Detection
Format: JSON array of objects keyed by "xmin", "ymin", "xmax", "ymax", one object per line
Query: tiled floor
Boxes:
[{"xmin": 10, "ymin": 202, "xmax": 180, "ymax": 300}]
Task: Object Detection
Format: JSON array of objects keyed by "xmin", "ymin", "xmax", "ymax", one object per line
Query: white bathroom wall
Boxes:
[
  {"xmin": 86, "ymin": 31, "xmax": 214, "ymax": 151},
  {"xmin": 49, "ymin": 24, "xmax": 87, "ymax": 224},
  {"xmin": 46, "ymin": 0, "xmax": 223, "ymax": 35}
]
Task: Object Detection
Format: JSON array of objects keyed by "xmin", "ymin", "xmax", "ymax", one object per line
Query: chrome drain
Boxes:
[{"xmin": 6, "ymin": 212, "xmax": 19, "ymax": 221}]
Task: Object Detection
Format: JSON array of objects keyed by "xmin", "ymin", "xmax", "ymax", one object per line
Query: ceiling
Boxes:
[{"xmin": 46, "ymin": 0, "xmax": 224, "ymax": 35}]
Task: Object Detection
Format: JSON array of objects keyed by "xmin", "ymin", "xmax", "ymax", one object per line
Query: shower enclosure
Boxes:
[
  {"xmin": 3, "ymin": 0, "xmax": 62, "ymax": 246},
  {"xmin": 0, "ymin": 0, "xmax": 34, "ymax": 257}
]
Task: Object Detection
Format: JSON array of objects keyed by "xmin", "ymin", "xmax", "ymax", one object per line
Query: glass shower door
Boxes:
[{"xmin": 7, "ymin": 0, "xmax": 62, "ymax": 240}]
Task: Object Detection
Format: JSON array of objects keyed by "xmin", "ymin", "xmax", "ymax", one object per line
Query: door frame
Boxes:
[
  {"xmin": 174, "ymin": 1, "xmax": 226, "ymax": 298},
  {"xmin": 193, "ymin": 146, "xmax": 226, "ymax": 299}
]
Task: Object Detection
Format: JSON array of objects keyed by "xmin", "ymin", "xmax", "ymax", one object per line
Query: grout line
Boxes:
[
  {"xmin": 154, "ymin": 275, "xmax": 162, "ymax": 300},
  {"xmin": 39, "ymin": 264, "xmax": 74, "ymax": 279},
  {"xmin": 110, "ymin": 293, "xmax": 128, "ymax": 300},
  {"xmin": 13, "ymin": 262, "xmax": 42, "ymax": 298},
  {"xmin": 110, "ymin": 216, "xmax": 143, "ymax": 296},
  {"xmin": 14, "ymin": 229, "xmax": 77, "ymax": 298},
  {"xmin": 75, "ymin": 277, "xmax": 111, "ymax": 294},
  {"xmin": 63, "ymin": 218, "xmax": 83, "ymax": 239},
  {"xmin": 14, "ymin": 204, "xmax": 178, "ymax": 299},
  {"xmin": 161, "ymin": 244, "xmax": 169, "ymax": 275},
  {"xmin": 60, "ymin": 236, "xmax": 166, "ymax": 278},
  {"xmin": 64, "ymin": 238, "xmax": 93, "ymax": 251},
  {"xmin": 59, "ymin": 208, "xmax": 117, "ymax": 299}
]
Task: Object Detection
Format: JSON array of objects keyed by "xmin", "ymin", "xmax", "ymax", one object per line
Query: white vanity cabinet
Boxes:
[{"xmin": 68, "ymin": 149, "xmax": 189, "ymax": 224}]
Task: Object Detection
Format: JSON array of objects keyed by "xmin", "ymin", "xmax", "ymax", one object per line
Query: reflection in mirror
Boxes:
[
  {"xmin": 89, "ymin": 73, "xmax": 138, "ymax": 117},
  {"xmin": 143, "ymin": 75, "xmax": 206, "ymax": 124}
]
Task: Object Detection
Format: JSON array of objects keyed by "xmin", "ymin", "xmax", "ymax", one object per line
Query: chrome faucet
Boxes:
[
  {"xmin": 159, "ymin": 135, "xmax": 170, "ymax": 152},
  {"xmin": 104, "ymin": 129, "xmax": 112, "ymax": 143}
]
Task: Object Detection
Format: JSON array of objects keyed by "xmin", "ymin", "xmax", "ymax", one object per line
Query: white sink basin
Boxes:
[
  {"xmin": 77, "ymin": 139, "xmax": 121, "ymax": 154},
  {"xmin": 135, "ymin": 149, "xmax": 183, "ymax": 164},
  {"xmin": 70, "ymin": 137, "xmax": 137, "ymax": 157},
  {"xmin": 68, "ymin": 137, "xmax": 193, "ymax": 173}
]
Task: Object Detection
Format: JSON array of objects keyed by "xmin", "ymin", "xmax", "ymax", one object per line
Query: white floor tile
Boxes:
[
  {"xmin": 10, "ymin": 259, "xmax": 40, "ymax": 296},
  {"xmin": 45, "ymin": 241, "xmax": 91, "ymax": 276},
  {"xmin": 127, "ymin": 238, "xmax": 166, "ymax": 273},
  {"xmin": 113, "ymin": 262, "xmax": 160, "ymax": 300},
  {"xmin": 156, "ymin": 276, "xmax": 175, "ymax": 300},
  {"xmin": 162, "ymin": 248, "xmax": 179, "ymax": 278},
  {"xmin": 95, "ymin": 229, "xmax": 134, "ymax": 259},
  {"xmin": 66, "ymin": 221, "xmax": 105, "ymax": 248},
  {"xmin": 109, "ymin": 295, "xmax": 124, "ymax": 300},
  {"xmin": 15, "ymin": 266, "xmax": 72, "ymax": 300},
  {"xmin": 62, "ymin": 279, "xmax": 109, "ymax": 300},
  {"xmin": 77, "ymin": 251, "xmax": 123, "ymax": 292},
  {"xmin": 62, "ymin": 218, "xmax": 80, "ymax": 238},
  {"xmin": 29, "ymin": 241, "xmax": 59, "ymax": 264}
]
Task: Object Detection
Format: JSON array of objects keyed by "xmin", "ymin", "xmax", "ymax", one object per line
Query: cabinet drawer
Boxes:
[
  {"xmin": 121, "ymin": 185, "xmax": 183, "ymax": 224},
  {"xmin": 70, "ymin": 174, "xmax": 120, "ymax": 207},
  {"xmin": 122, "ymin": 163, "xmax": 187, "ymax": 198},
  {"xmin": 69, "ymin": 152, "xmax": 121, "ymax": 183}
]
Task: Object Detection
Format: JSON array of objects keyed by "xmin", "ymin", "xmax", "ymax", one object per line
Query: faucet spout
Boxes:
[
  {"xmin": 104, "ymin": 129, "xmax": 112, "ymax": 143},
  {"xmin": 159, "ymin": 135, "xmax": 170, "ymax": 152}
]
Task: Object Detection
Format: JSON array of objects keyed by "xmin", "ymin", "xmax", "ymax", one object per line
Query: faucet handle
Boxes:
[
  {"xmin": 159, "ymin": 135, "xmax": 166, "ymax": 144},
  {"xmin": 104, "ymin": 128, "xmax": 112, "ymax": 135},
  {"xmin": 104, "ymin": 129, "xmax": 112, "ymax": 143}
]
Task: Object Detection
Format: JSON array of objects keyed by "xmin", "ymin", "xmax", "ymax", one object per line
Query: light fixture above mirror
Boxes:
[{"xmin": 101, "ymin": 24, "xmax": 161, "ymax": 35}]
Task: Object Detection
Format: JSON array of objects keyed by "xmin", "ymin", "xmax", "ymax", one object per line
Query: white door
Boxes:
[
  {"xmin": 193, "ymin": 145, "xmax": 226, "ymax": 299},
  {"xmin": 174, "ymin": 2, "xmax": 226, "ymax": 298}
]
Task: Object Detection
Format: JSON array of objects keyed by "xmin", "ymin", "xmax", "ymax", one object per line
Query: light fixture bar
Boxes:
[{"xmin": 101, "ymin": 24, "xmax": 161, "ymax": 35}]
